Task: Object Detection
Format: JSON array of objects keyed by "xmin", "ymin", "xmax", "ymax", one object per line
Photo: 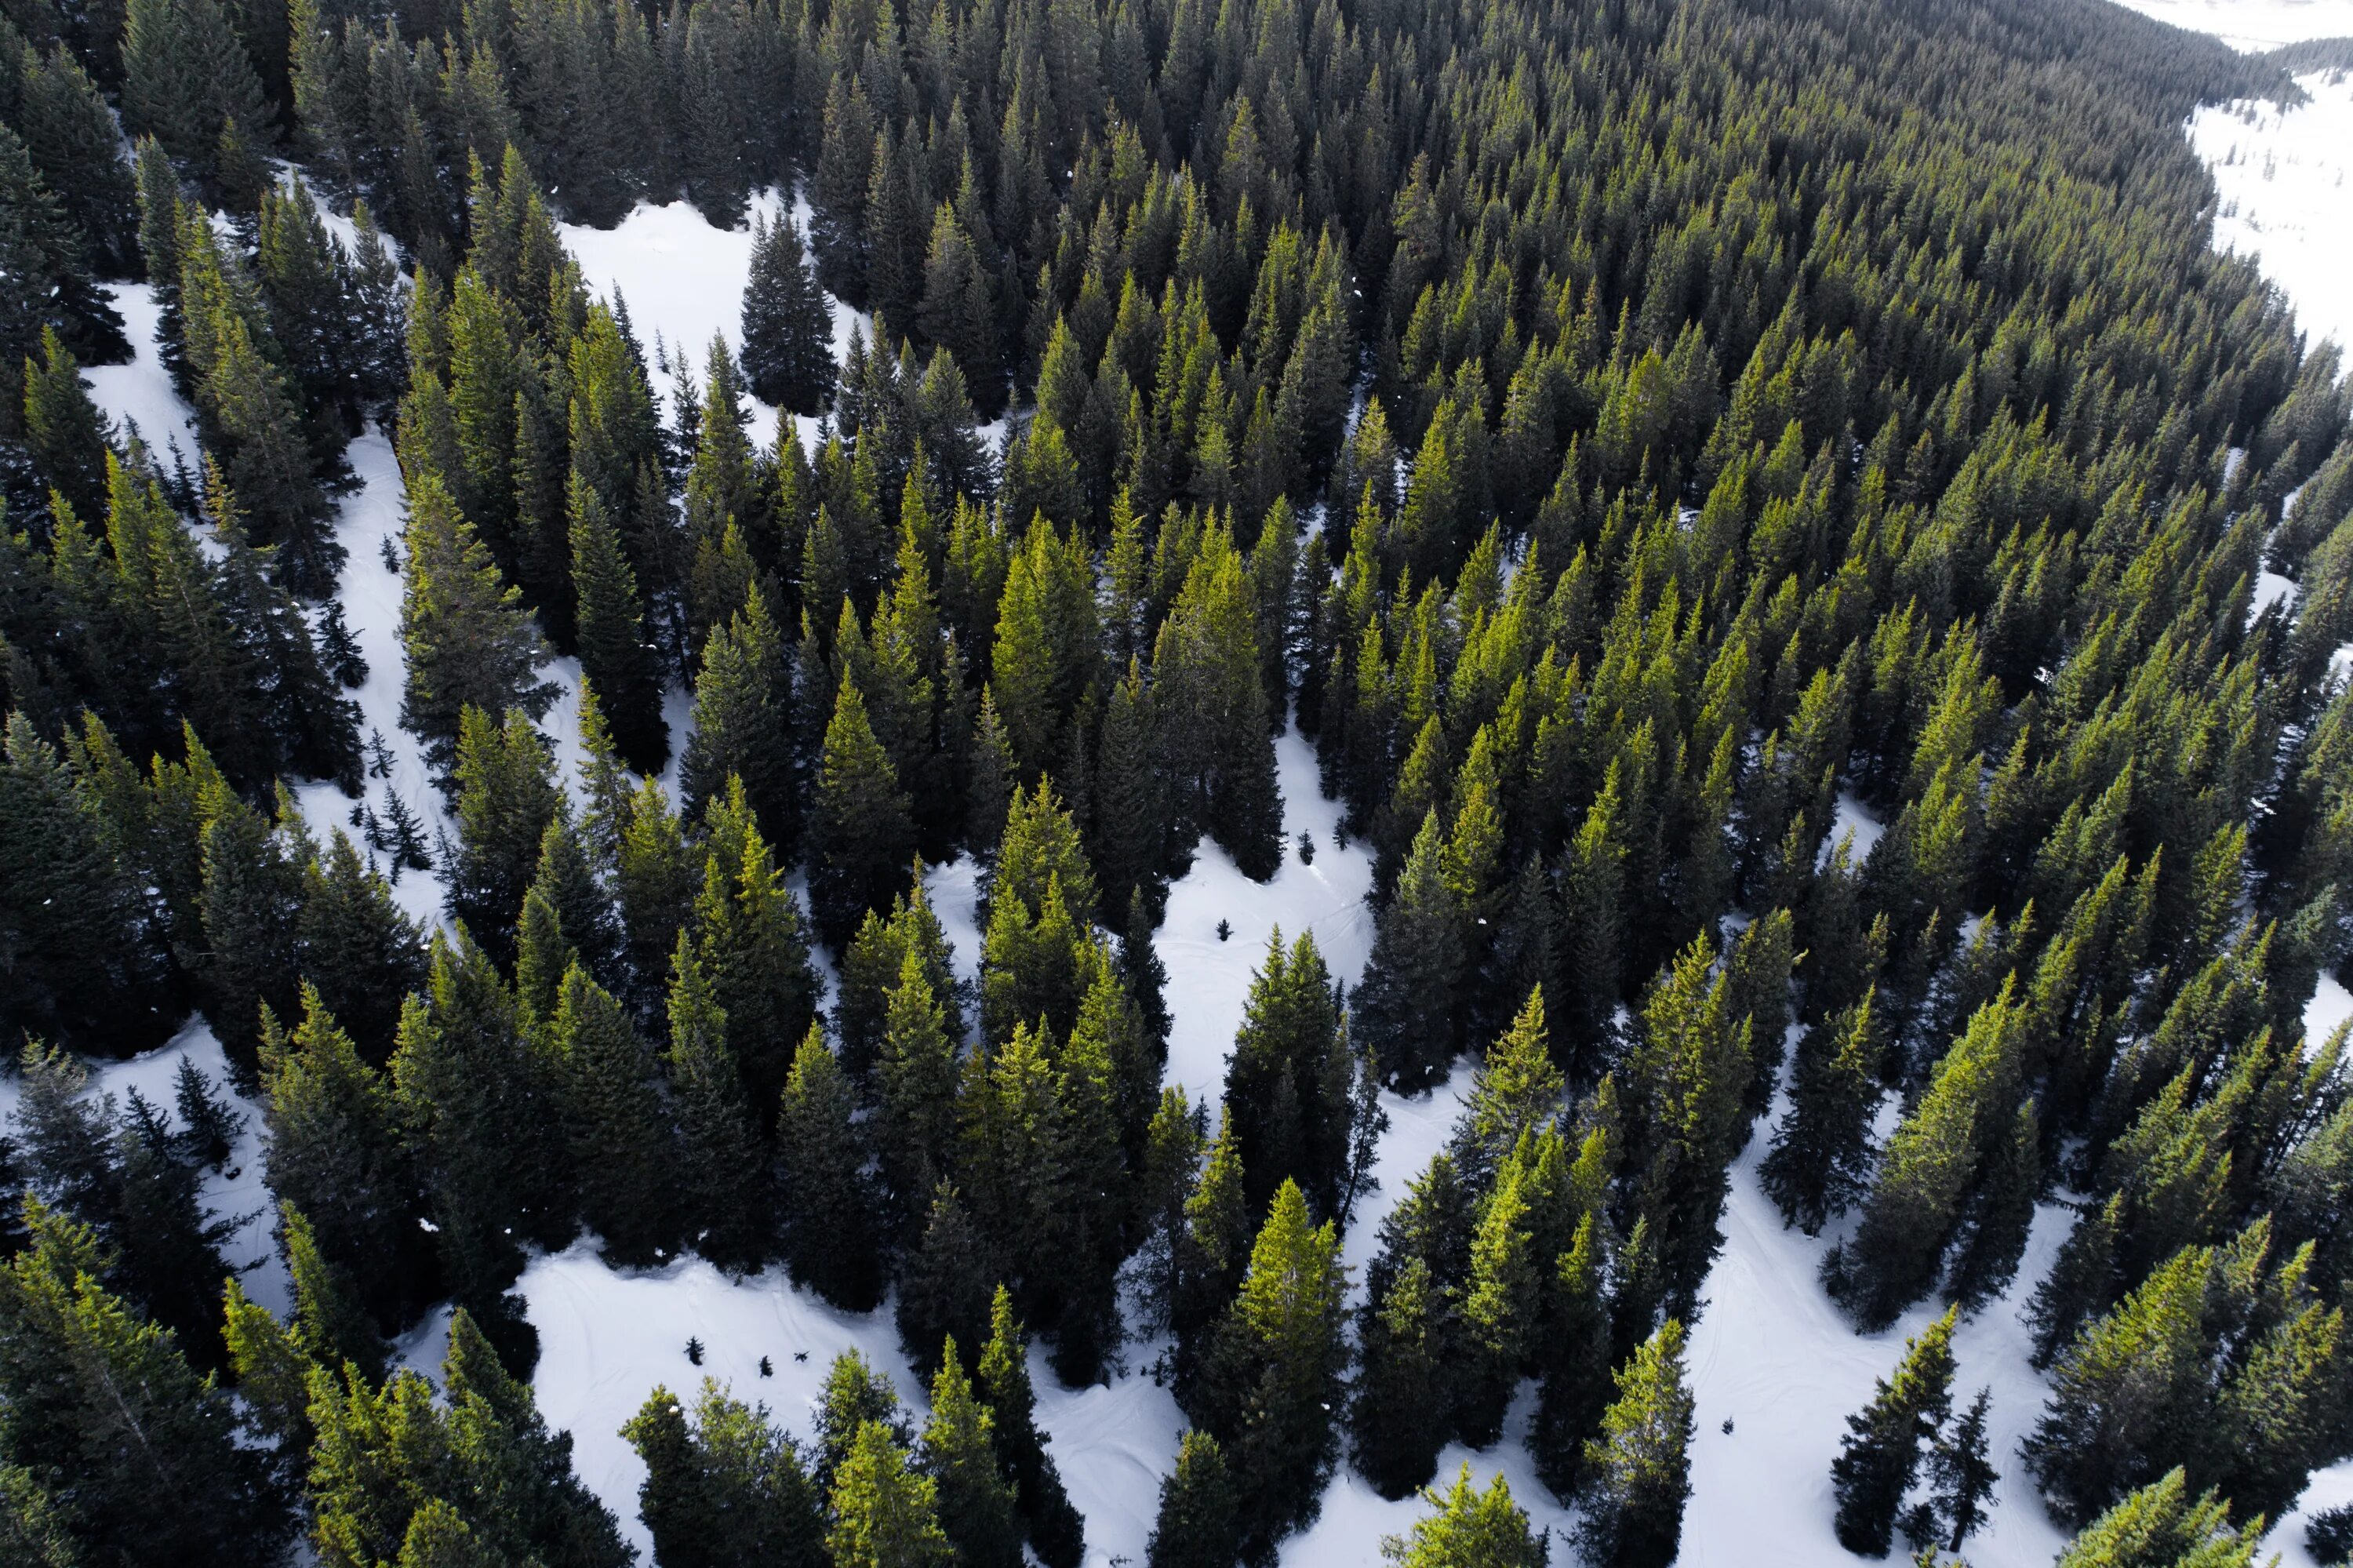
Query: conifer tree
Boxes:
[
  {"xmin": 1831, "ymin": 1306, "xmax": 1958, "ymax": 1555},
  {"xmin": 282, "ymin": 1200, "xmax": 388, "ymax": 1381},
  {"xmin": 2051, "ymin": 1469, "xmax": 2260, "ymax": 1568},
  {"xmin": 1151, "ymin": 529, "xmax": 1282, "ymax": 878},
  {"xmin": 810, "ymin": 673, "xmax": 917, "ymax": 945},
  {"xmin": 1379, "ymin": 1466, "xmax": 1548, "ymax": 1568},
  {"xmin": 1351, "ymin": 1252, "xmax": 1449, "ymax": 1498},
  {"xmin": 1535, "ymin": 1211, "xmax": 1613, "ymax": 1494},
  {"xmin": 921, "ymin": 1339, "xmax": 1025, "ymax": 1568},
  {"xmin": 1761, "ymin": 991, "xmax": 1882, "ymax": 1235},
  {"xmin": 664, "ymin": 937, "xmax": 764, "ymax": 1268},
  {"xmin": 681, "ymin": 585, "xmax": 795, "ymax": 851},
  {"xmin": 776, "ymin": 1028, "xmax": 881, "ymax": 1310},
  {"xmin": 1224, "ymin": 928, "xmax": 1353, "ymax": 1217},
  {"xmin": 569, "ymin": 475, "xmax": 668, "ymax": 774},
  {"xmin": 444, "ymin": 704, "xmax": 560, "ymax": 959},
  {"xmin": 547, "ymin": 962, "xmax": 675, "ymax": 1264},
  {"xmin": 1576, "ymin": 1320, "xmax": 1696, "ymax": 1568},
  {"xmin": 741, "ymin": 211, "xmax": 835, "ymax": 414},
  {"xmin": 1929, "ymin": 1388, "xmax": 1998, "ymax": 1552},
  {"xmin": 828, "ymin": 1421, "xmax": 955, "ymax": 1568},
  {"xmin": 296, "ymin": 828, "xmax": 429, "ymax": 1061},
  {"xmin": 1192, "ymin": 1180, "xmax": 1348, "ymax": 1553},
  {"xmin": 692, "ymin": 787, "xmax": 820, "ymax": 1125},
  {"xmin": 1355, "ymin": 811, "xmax": 1466, "ymax": 1088},
  {"xmin": 0, "ymin": 1201, "xmax": 285, "ymax": 1568},
  {"xmin": 622, "ymin": 1381, "xmax": 826, "ymax": 1568},
  {"xmin": 1145, "ymin": 1431, "xmax": 1241, "ymax": 1568},
  {"xmin": 399, "ymin": 470, "xmax": 555, "ymax": 770},
  {"xmin": 976, "ymin": 1286, "xmax": 1085, "ymax": 1568}
]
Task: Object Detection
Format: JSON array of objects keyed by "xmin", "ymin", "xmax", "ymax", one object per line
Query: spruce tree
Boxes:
[
  {"xmin": 896, "ymin": 1184, "xmax": 995, "ymax": 1381},
  {"xmin": 547, "ymin": 962, "xmax": 675, "ymax": 1264},
  {"xmin": 1351, "ymin": 1252, "xmax": 1449, "ymax": 1498},
  {"xmin": 827, "ymin": 1421, "xmax": 955, "ymax": 1568},
  {"xmin": 1379, "ymin": 1466, "xmax": 1547, "ymax": 1568},
  {"xmin": 692, "ymin": 786, "xmax": 820, "ymax": 1126},
  {"xmin": 1760, "ymin": 991, "xmax": 1882, "ymax": 1235},
  {"xmin": 622, "ymin": 1381, "xmax": 826, "ymax": 1568},
  {"xmin": 1928, "ymin": 1387, "xmax": 1998, "ymax": 1552},
  {"xmin": 1576, "ymin": 1320, "xmax": 1696, "ymax": 1568},
  {"xmin": 1193, "ymin": 1180, "xmax": 1348, "ymax": 1554},
  {"xmin": 1223, "ymin": 928, "xmax": 1352, "ymax": 1217},
  {"xmin": 444, "ymin": 704, "xmax": 560, "ymax": 959},
  {"xmin": 681, "ymin": 584, "xmax": 795, "ymax": 851},
  {"xmin": 920, "ymin": 1340, "xmax": 1025, "ymax": 1568},
  {"xmin": 776, "ymin": 1029, "xmax": 882, "ymax": 1310},
  {"xmin": 664, "ymin": 937, "xmax": 764, "ymax": 1268},
  {"xmin": 2051, "ymin": 1469, "xmax": 2260, "ymax": 1568},
  {"xmin": 1145, "ymin": 1431, "xmax": 1242, "ymax": 1568},
  {"xmin": 809, "ymin": 673, "xmax": 917, "ymax": 945},
  {"xmin": 0, "ymin": 1201, "xmax": 285, "ymax": 1568},
  {"xmin": 399, "ymin": 470, "xmax": 555, "ymax": 771},
  {"xmin": 976, "ymin": 1286, "xmax": 1085, "ymax": 1568},
  {"xmin": 1831, "ymin": 1306, "xmax": 1958, "ymax": 1555},
  {"xmin": 569, "ymin": 475, "xmax": 668, "ymax": 775},
  {"xmin": 1355, "ymin": 811, "xmax": 1467, "ymax": 1088},
  {"xmin": 741, "ymin": 211, "xmax": 835, "ymax": 414}
]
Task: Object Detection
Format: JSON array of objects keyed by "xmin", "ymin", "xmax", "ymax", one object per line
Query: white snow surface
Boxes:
[
  {"xmin": 2107, "ymin": 0, "xmax": 2353, "ymax": 50},
  {"xmin": 86, "ymin": 282, "xmax": 202, "ymax": 472},
  {"xmin": 1159, "ymin": 722, "xmax": 1377, "ymax": 1108},
  {"xmin": 2188, "ymin": 72, "xmax": 2353, "ymax": 361},
  {"xmin": 0, "ymin": 1018, "xmax": 289, "ymax": 1318}
]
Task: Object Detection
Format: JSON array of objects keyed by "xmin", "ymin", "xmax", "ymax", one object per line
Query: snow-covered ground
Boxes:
[
  {"xmin": 2189, "ymin": 72, "xmax": 2353, "ymax": 360},
  {"xmin": 2108, "ymin": 0, "xmax": 2353, "ymax": 51},
  {"xmin": 85, "ymin": 282, "xmax": 202, "ymax": 473}
]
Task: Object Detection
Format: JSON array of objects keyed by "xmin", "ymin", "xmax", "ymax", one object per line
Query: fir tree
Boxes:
[
  {"xmin": 1355, "ymin": 812, "xmax": 1467, "ymax": 1089},
  {"xmin": 741, "ymin": 211, "xmax": 835, "ymax": 414},
  {"xmin": 1928, "ymin": 1388, "xmax": 1998, "ymax": 1553},
  {"xmin": 776, "ymin": 1029, "xmax": 882, "ymax": 1310},
  {"xmin": 1576, "ymin": 1320, "xmax": 1696, "ymax": 1568},
  {"xmin": 664, "ymin": 937, "xmax": 765, "ymax": 1268},
  {"xmin": 0, "ymin": 1200, "xmax": 285, "ymax": 1568},
  {"xmin": 1831, "ymin": 1306, "xmax": 1958, "ymax": 1555},
  {"xmin": 1760, "ymin": 991, "xmax": 1882, "ymax": 1235},
  {"xmin": 809, "ymin": 673, "xmax": 917, "ymax": 945},
  {"xmin": 569, "ymin": 475, "xmax": 668, "ymax": 775},
  {"xmin": 1379, "ymin": 1466, "xmax": 1547, "ymax": 1568},
  {"xmin": 399, "ymin": 470, "xmax": 555, "ymax": 771},
  {"xmin": 547, "ymin": 962, "xmax": 675, "ymax": 1264},
  {"xmin": 1145, "ymin": 1431, "xmax": 1242, "ymax": 1568},
  {"xmin": 921, "ymin": 1340, "xmax": 1025, "ymax": 1568},
  {"xmin": 681, "ymin": 585, "xmax": 795, "ymax": 852},
  {"xmin": 827, "ymin": 1421, "xmax": 955, "ymax": 1568},
  {"xmin": 2051, "ymin": 1469, "xmax": 2260, "ymax": 1568},
  {"xmin": 444, "ymin": 704, "xmax": 559, "ymax": 959},
  {"xmin": 621, "ymin": 1381, "xmax": 827, "ymax": 1568},
  {"xmin": 976, "ymin": 1286, "xmax": 1085, "ymax": 1568}
]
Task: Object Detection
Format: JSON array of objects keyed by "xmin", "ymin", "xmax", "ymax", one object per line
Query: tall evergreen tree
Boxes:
[
  {"xmin": 569, "ymin": 475, "xmax": 668, "ymax": 774},
  {"xmin": 399, "ymin": 470, "xmax": 555, "ymax": 771},
  {"xmin": 809, "ymin": 673, "xmax": 916, "ymax": 945},
  {"xmin": 1144, "ymin": 1431, "xmax": 1241, "ymax": 1568},
  {"xmin": 776, "ymin": 1028, "xmax": 882, "ymax": 1310},
  {"xmin": 1830, "ymin": 1306, "xmax": 1958, "ymax": 1555},
  {"xmin": 741, "ymin": 211, "xmax": 835, "ymax": 414},
  {"xmin": 1576, "ymin": 1320, "xmax": 1696, "ymax": 1568},
  {"xmin": 1379, "ymin": 1466, "xmax": 1548, "ymax": 1568}
]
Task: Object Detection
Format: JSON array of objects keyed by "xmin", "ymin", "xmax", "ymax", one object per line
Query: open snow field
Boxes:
[
  {"xmin": 2190, "ymin": 73, "xmax": 2353, "ymax": 360},
  {"xmin": 2108, "ymin": 0, "xmax": 2353, "ymax": 49}
]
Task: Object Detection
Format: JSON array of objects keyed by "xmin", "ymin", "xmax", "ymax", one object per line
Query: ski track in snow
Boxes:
[{"xmin": 38, "ymin": 169, "xmax": 2353, "ymax": 1563}]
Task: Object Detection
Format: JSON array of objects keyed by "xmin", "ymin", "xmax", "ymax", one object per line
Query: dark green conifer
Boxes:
[
  {"xmin": 1144, "ymin": 1431, "xmax": 1240, "ymax": 1568},
  {"xmin": 809, "ymin": 673, "xmax": 916, "ymax": 945},
  {"xmin": 569, "ymin": 475, "xmax": 668, "ymax": 775},
  {"xmin": 1575, "ymin": 1320, "xmax": 1696, "ymax": 1568},
  {"xmin": 776, "ymin": 1029, "xmax": 882, "ymax": 1310},
  {"xmin": 1831, "ymin": 1307, "xmax": 1958, "ymax": 1555}
]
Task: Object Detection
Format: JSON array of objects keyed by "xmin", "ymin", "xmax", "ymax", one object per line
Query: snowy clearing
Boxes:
[
  {"xmin": 2189, "ymin": 71, "xmax": 2353, "ymax": 361},
  {"xmin": 2107, "ymin": 0, "xmax": 2353, "ymax": 51}
]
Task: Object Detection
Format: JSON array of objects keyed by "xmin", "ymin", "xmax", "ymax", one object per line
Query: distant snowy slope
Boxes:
[
  {"xmin": 2190, "ymin": 72, "xmax": 2353, "ymax": 358},
  {"xmin": 2102, "ymin": 0, "xmax": 2353, "ymax": 51}
]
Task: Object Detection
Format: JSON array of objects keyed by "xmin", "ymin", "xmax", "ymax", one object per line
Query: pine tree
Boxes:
[
  {"xmin": 2051, "ymin": 1469, "xmax": 2260, "ymax": 1568},
  {"xmin": 1760, "ymin": 991, "xmax": 1882, "ymax": 1235},
  {"xmin": 776, "ymin": 1029, "xmax": 882, "ymax": 1310},
  {"xmin": 810, "ymin": 673, "xmax": 917, "ymax": 945},
  {"xmin": 1576, "ymin": 1320, "xmax": 1696, "ymax": 1568},
  {"xmin": 827, "ymin": 1421, "xmax": 955, "ymax": 1568},
  {"xmin": 741, "ymin": 211, "xmax": 835, "ymax": 414},
  {"xmin": 664, "ymin": 937, "xmax": 765, "ymax": 1268},
  {"xmin": 547, "ymin": 962, "xmax": 675, "ymax": 1264},
  {"xmin": 0, "ymin": 1201, "xmax": 285, "ymax": 1568},
  {"xmin": 569, "ymin": 475, "xmax": 669, "ymax": 774},
  {"xmin": 920, "ymin": 1340, "xmax": 1025, "ymax": 1568},
  {"xmin": 1928, "ymin": 1387, "xmax": 1998, "ymax": 1552},
  {"xmin": 444, "ymin": 704, "xmax": 559, "ymax": 959},
  {"xmin": 1831, "ymin": 1306, "xmax": 1958, "ymax": 1555},
  {"xmin": 976, "ymin": 1286, "xmax": 1085, "ymax": 1568},
  {"xmin": 1379, "ymin": 1466, "xmax": 1547, "ymax": 1568},
  {"xmin": 681, "ymin": 585, "xmax": 795, "ymax": 851},
  {"xmin": 1145, "ymin": 1431, "xmax": 1241, "ymax": 1568},
  {"xmin": 1192, "ymin": 1180, "xmax": 1348, "ymax": 1554},
  {"xmin": 622, "ymin": 1381, "xmax": 827, "ymax": 1568},
  {"xmin": 1355, "ymin": 811, "xmax": 1466, "ymax": 1088},
  {"xmin": 399, "ymin": 469, "xmax": 555, "ymax": 771}
]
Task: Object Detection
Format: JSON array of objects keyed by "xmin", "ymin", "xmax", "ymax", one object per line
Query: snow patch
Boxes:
[
  {"xmin": 0, "ymin": 1017, "xmax": 290, "ymax": 1318},
  {"xmin": 82, "ymin": 282, "xmax": 202, "ymax": 474},
  {"xmin": 2188, "ymin": 72, "xmax": 2353, "ymax": 359},
  {"xmin": 1158, "ymin": 724, "xmax": 1375, "ymax": 1108}
]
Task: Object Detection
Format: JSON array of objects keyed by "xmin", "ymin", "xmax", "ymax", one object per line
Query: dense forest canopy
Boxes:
[{"xmin": 4, "ymin": 0, "xmax": 2353, "ymax": 1556}]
